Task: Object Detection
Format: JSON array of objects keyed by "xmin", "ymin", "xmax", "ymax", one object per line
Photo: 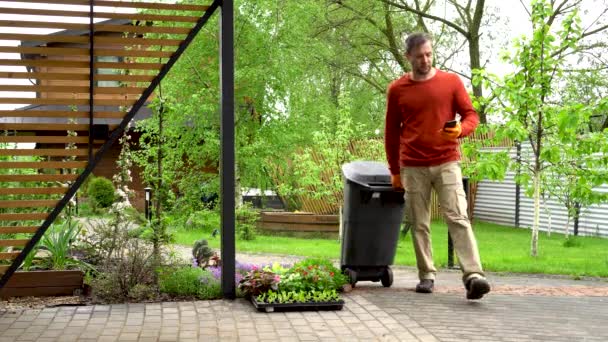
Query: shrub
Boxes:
[
  {"xmin": 159, "ymin": 266, "xmax": 221, "ymax": 299},
  {"xmin": 185, "ymin": 209, "xmax": 220, "ymax": 232},
  {"xmin": 236, "ymin": 203, "xmax": 258, "ymax": 240},
  {"xmin": 87, "ymin": 176, "xmax": 116, "ymax": 208}
]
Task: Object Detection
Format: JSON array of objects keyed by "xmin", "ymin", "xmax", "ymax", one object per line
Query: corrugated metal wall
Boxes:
[{"xmin": 473, "ymin": 144, "xmax": 608, "ymax": 238}]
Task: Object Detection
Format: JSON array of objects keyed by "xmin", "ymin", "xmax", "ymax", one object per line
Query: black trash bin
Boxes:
[{"xmin": 340, "ymin": 161, "xmax": 405, "ymax": 287}]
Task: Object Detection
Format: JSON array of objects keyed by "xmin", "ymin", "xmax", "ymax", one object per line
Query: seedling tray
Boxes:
[{"xmin": 251, "ymin": 297, "xmax": 345, "ymax": 313}]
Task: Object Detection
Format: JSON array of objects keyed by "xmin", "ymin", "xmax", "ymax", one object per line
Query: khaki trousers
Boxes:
[{"xmin": 401, "ymin": 161, "xmax": 484, "ymax": 283}]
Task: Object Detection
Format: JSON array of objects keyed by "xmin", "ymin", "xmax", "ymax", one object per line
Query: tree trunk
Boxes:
[
  {"xmin": 468, "ymin": 33, "xmax": 486, "ymax": 124},
  {"xmin": 531, "ymin": 171, "xmax": 540, "ymax": 257},
  {"xmin": 542, "ymin": 196, "xmax": 551, "ymax": 237}
]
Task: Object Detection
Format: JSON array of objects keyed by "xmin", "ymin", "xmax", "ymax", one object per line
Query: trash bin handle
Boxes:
[{"xmin": 347, "ymin": 179, "xmax": 401, "ymax": 193}]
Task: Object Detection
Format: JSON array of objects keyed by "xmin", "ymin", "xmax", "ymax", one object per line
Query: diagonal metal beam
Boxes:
[{"xmin": 0, "ymin": 0, "xmax": 222, "ymax": 290}]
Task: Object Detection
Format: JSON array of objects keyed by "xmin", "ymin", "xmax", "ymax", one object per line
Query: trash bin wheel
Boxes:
[
  {"xmin": 381, "ymin": 267, "xmax": 393, "ymax": 287},
  {"xmin": 345, "ymin": 268, "xmax": 357, "ymax": 286}
]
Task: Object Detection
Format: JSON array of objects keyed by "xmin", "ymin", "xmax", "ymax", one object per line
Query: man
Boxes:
[{"xmin": 384, "ymin": 32, "xmax": 490, "ymax": 300}]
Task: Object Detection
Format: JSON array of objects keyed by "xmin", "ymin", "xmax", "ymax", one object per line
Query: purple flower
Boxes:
[
  {"xmin": 192, "ymin": 257, "xmax": 199, "ymax": 268},
  {"xmin": 208, "ymin": 266, "xmax": 222, "ymax": 279}
]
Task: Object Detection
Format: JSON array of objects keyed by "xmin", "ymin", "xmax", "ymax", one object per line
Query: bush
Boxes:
[
  {"xmin": 236, "ymin": 203, "xmax": 258, "ymax": 240},
  {"xmin": 185, "ymin": 209, "xmax": 220, "ymax": 232},
  {"xmin": 87, "ymin": 176, "xmax": 116, "ymax": 208},
  {"xmin": 159, "ymin": 266, "xmax": 221, "ymax": 299}
]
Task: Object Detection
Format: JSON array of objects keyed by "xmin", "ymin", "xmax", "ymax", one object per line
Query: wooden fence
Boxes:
[{"xmin": 275, "ymin": 132, "xmax": 513, "ymax": 218}]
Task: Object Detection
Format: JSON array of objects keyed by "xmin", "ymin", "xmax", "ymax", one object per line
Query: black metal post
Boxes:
[
  {"xmin": 220, "ymin": 0, "xmax": 236, "ymax": 299},
  {"xmin": 88, "ymin": 0, "xmax": 94, "ymax": 163},
  {"xmin": 448, "ymin": 177, "xmax": 469, "ymax": 269}
]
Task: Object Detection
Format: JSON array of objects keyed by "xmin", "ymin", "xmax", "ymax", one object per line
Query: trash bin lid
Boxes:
[{"xmin": 342, "ymin": 160, "xmax": 391, "ymax": 185}]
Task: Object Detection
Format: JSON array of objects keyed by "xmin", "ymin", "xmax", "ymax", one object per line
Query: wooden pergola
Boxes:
[{"xmin": 0, "ymin": 0, "xmax": 236, "ymax": 298}]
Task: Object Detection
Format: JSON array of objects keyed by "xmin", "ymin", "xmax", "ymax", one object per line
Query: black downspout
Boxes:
[
  {"xmin": 88, "ymin": 0, "xmax": 94, "ymax": 162},
  {"xmin": 220, "ymin": 0, "xmax": 236, "ymax": 299}
]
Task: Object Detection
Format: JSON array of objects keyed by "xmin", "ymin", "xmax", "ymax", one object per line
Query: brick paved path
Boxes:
[{"xmin": 1, "ymin": 266, "xmax": 607, "ymax": 342}]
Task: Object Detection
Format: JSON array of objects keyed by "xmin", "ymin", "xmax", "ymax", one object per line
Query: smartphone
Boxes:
[{"xmin": 443, "ymin": 120, "xmax": 458, "ymax": 129}]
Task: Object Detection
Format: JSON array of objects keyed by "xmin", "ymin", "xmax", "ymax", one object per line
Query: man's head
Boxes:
[{"xmin": 405, "ymin": 33, "xmax": 433, "ymax": 78}]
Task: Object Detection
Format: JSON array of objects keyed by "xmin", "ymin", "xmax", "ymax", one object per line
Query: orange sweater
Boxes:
[{"xmin": 384, "ymin": 70, "xmax": 479, "ymax": 174}]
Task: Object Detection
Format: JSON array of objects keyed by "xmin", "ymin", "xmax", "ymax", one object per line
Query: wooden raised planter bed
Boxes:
[
  {"xmin": 0, "ymin": 270, "xmax": 84, "ymax": 298},
  {"xmin": 258, "ymin": 211, "xmax": 339, "ymax": 233}
]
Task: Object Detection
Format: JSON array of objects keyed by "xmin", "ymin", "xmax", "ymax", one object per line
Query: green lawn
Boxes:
[{"xmin": 172, "ymin": 221, "xmax": 608, "ymax": 278}]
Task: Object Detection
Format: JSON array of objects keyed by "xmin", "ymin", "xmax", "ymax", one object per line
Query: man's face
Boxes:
[{"xmin": 406, "ymin": 41, "xmax": 433, "ymax": 77}]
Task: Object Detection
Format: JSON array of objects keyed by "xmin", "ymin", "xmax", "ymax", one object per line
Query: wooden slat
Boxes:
[
  {"xmin": 3, "ymin": 270, "xmax": 84, "ymax": 287},
  {"xmin": 96, "ymin": 36, "xmax": 182, "ymax": 46},
  {"xmin": 0, "ymin": 123, "xmax": 118, "ymax": 131},
  {"xmin": 0, "ymin": 200, "xmax": 58, "ymax": 208},
  {"xmin": 0, "ymin": 265, "xmax": 8, "ymax": 274},
  {"xmin": 0, "ymin": 21, "xmax": 191, "ymax": 35},
  {"xmin": 96, "ymin": 24, "xmax": 191, "ymax": 35},
  {"xmin": 0, "ymin": 213, "xmax": 49, "ymax": 221},
  {"xmin": 0, "ymin": 286, "xmax": 80, "ymax": 298},
  {"xmin": 0, "ymin": 47, "xmax": 174, "ymax": 58},
  {"xmin": 0, "ymin": 161, "xmax": 87, "ymax": 168},
  {"xmin": 0, "ymin": 226, "xmax": 38, "ymax": 234},
  {"xmin": 0, "ymin": 85, "xmax": 146, "ymax": 95},
  {"xmin": 0, "ymin": 7, "xmax": 200, "ymax": 23},
  {"xmin": 0, "ymin": 59, "xmax": 164, "ymax": 71},
  {"xmin": 0, "ymin": 0, "xmax": 209, "ymax": 12},
  {"xmin": 0, "ymin": 164, "xmax": 84, "ymax": 172},
  {"xmin": 0, "ymin": 188, "xmax": 66, "ymax": 195},
  {"xmin": 0, "ymin": 71, "xmax": 156, "ymax": 82},
  {"xmin": 0, "ymin": 149, "xmax": 91, "ymax": 157},
  {"xmin": 258, "ymin": 221, "xmax": 338, "ymax": 232},
  {"xmin": 0, "ymin": 252, "xmax": 21, "ymax": 260},
  {"xmin": 260, "ymin": 212, "xmax": 339, "ymax": 224},
  {"xmin": 0, "ymin": 110, "xmax": 126, "ymax": 119},
  {"xmin": 0, "ymin": 239, "xmax": 30, "ymax": 247},
  {"xmin": 0, "ymin": 98, "xmax": 138, "ymax": 106},
  {"xmin": 0, "ymin": 174, "xmax": 80, "ymax": 182},
  {"xmin": 0, "ymin": 34, "xmax": 182, "ymax": 47},
  {"xmin": 0, "ymin": 136, "xmax": 99, "ymax": 145}
]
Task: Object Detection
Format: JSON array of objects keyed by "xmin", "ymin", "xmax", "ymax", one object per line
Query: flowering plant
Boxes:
[
  {"xmin": 238, "ymin": 258, "xmax": 347, "ymax": 304},
  {"xmin": 238, "ymin": 267, "xmax": 281, "ymax": 297},
  {"xmin": 279, "ymin": 258, "xmax": 348, "ymax": 292}
]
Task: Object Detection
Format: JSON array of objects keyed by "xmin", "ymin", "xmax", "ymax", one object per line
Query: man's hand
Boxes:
[
  {"xmin": 391, "ymin": 174, "xmax": 403, "ymax": 190},
  {"xmin": 440, "ymin": 122, "xmax": 462, "ymax": 140}
]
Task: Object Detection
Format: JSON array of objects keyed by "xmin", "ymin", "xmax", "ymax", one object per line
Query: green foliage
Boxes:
[
  {"xmin": 280, "ymin": 259, "xmax": 347, "ymax": 293},
  {"xmin": 276, "ymin": 93, "xmax": 383, "ymax": 212},
  {"xmin": 238, "ymin": 269, "xmax": 280, "ymax": 298},
  {"xmin": 185, "ymin": 209, "xmax": 220, "ymax": 232},
  {"xmin": 158, "ymin": 266, "xmax": 221, "ymax": 299},
  {"xmin": 471, "ymin": 0, "xmax": 608, "ymax": 255},
  {"xmin": 256, "ymin": 289, "xmax": 341, "ymax": 304},
  {"xmin": 236, "ymin": 203, "xmax": 258, "ymax": 241},
  {"xmin": 87, "ymin": 176, "xmax": 116, "ymax": 209},
  {"xmin": 40, "ymin": 218, "xmax": 88, "ymax": 271}
]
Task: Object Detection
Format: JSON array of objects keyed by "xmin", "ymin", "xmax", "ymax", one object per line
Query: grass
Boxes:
[{"xmin": 171, "ymin": 220, "xmax": 608, "ymax": 278}]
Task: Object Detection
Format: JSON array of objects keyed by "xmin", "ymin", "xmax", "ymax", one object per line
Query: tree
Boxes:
[{"xmin": 473, "ymin": 0, "xmax": 608, "ymax": 256}]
